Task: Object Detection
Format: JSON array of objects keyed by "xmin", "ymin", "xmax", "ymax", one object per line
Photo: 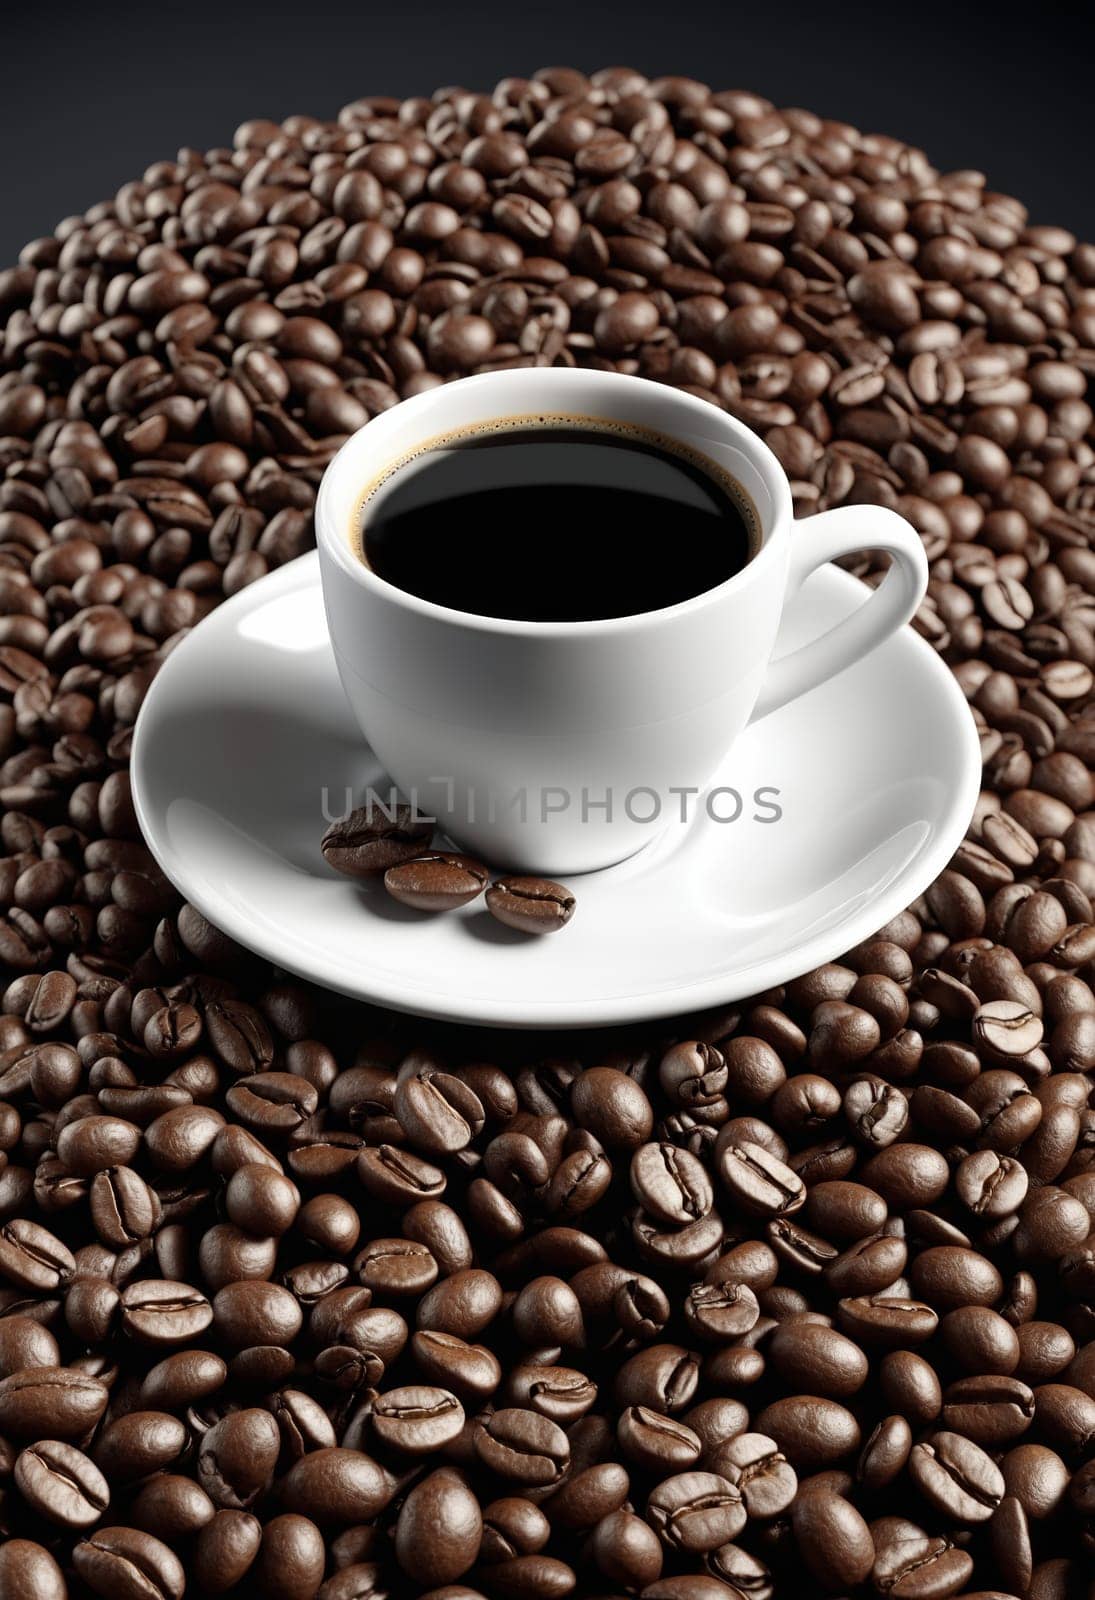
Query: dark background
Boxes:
[{"xmin": 2, "ymin": 0, "xmax": 1092, "ymax": 264}]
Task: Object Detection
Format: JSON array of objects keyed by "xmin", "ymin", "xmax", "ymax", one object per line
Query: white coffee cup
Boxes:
[{"xmin": 316, "ymin": 368, "xmax": 928, "ymax": 874}]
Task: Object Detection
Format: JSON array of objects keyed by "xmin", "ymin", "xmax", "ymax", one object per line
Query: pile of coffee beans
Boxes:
[
  {"xmin": 321, "ymin": 805, "xmax": 576, "ymax": 932},
  {"xmin": 0, "ymin": 65, "xmax": 1094, "ymax": 1600}
]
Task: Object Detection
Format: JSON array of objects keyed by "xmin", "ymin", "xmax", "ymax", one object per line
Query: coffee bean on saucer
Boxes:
[
  {"xmin": 321, "ymin": 802, "xmax": 433, "ymax": 878},
  {"xmin": 383, "ymin": 852, "xmax": 489, "ymax": 910},
  {"xmin": 485, "ymin": 876, "xmax": 576, "ymax": 933}
]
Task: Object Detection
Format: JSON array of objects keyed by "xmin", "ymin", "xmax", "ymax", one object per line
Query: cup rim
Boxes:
[{"xmin": 315, "ymin": 369, "xmax": 794, "ymax": 638}]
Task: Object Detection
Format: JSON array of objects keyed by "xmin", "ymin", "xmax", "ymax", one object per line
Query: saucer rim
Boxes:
[{"xmin": 132, "ymin": 551, "xmax": 982, "ymax": 1029}]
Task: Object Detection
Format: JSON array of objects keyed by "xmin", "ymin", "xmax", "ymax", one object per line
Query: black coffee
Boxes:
[{"xmin": 356, "ymin": 416, "xmax": 760, "ymax": 622}]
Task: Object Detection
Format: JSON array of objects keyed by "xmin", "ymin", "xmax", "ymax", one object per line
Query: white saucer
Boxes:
[{"xmin": 131, "ymin": 552, "xmax": 980, "ymax": 1029}]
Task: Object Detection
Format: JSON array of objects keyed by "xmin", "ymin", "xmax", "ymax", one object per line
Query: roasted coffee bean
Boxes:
[
  {"xmin": 313, "ymin": 1566, "xmax": 388, "ymax": 1600},
  {"xmin": 684, "ymin": 1281, "xmax": 760, "ymax": 1342},
  {"xmin": 403, "ymin": 1199, "xmax": 474, "ymax": 1273},
  {"xmin": 145, "ymin": 1105, "xmax": 227, "ymax": 1171},
  {"xmin": 858, "ymin": 1413, "xmax": 913, "ymax": 1490},
  {"xmin": 721, "ymin": 1040, "xmax": 787, "ymax": 1110},
  {"xmin": 684, "ymin": 1397, "xmax": 750, "ymax": 1456},
  {"xmin": 942, "ymin": 1305, "xmax": 1021, "ymax": 1374},
  {"xmin": 631, "ymin": 1141, "xmax": 714, "ymax": 1226},
  {"xmin": 120, "ymin": 1279, "xmax": 213, "ymax": 1345},
  {"xmin": 973, "ymin": 998, "xmax": 1045, "ymax": 1057},
  {"xmin": 129, "ymin": 1473, "xmax": 217, "ymax": 1537},
  {"xmin": 511, "ymin": 1276, "xmax": 584, "ymax": 1347},
  {"xmin": 990, "ymin": 1493, "xmax": 1033, "ymax": 1594},
  {"xmin": 869, "ymin": 1517, "xmax": 973, "ymax": 1600},
  {"xmin": 139, "ymin": 1349, "xmax": 226, "ymax": 1411},
  {"xmin": 197, "ymin": 1409, "xmax": 281, "ymax": 1510},
  {"xmin": 0, "ymin": 1218, "xmax": 74, "ymax": 1289},
  {"xmin": 0, "ymin": 1366, "xmax": 109, "ymax": 1437},
  {"xmin": 56, "ymin": 1114, "xmax": 141, "ymax": 1176},
  {"xmin": 804, "ymin": 1179, "xmax": 887, "ymax": 1240},
  {"xmin": 508, "ymin": 1362, "xmax": 596, "ymax": 1423},
  {"xmin": 357, "ymin": 1143, "xmax": 446, "ymax": 1204},
  {"xmin": 572, "ymin": 1065, "xmax": 654, "ymax": 1149},
  {"xmin": 767, "ymin": 1321, "xmax": 869, "ymax": 1397},
  {"xmin": 384, "ymin": 852, "xmax": 489, "ymax": 911},
  {"xmin": 705, "ymin": 1543, "xmax": 773, "ymax": 1598},
  {"xmin": 315, "ymin": 1299, "xmax": 408, "ymax": 1372},
  {"xmin": 909, "ymin": 1431, "xmax": 1006, "ymax": 1522},
  {"xmin": 754, "ymin": 1396, "xmax": 861, "ymax": 1468},
  {"xmin": 810, "ymin": 1002, "xmax": 882, "ymax": 1070},
  {"xmin": 826, "ymin": 1232, "xmax": 907, "ymax": 1298},
  {"xmin": 545, "ymin": 1460, "xmax": 631, "ymax": 1530},
  {"xmin": 89, "ymin": 1164, "xmax": 162, "ymax": 1245},
  {"xmin": 371, "ymin": 1384, "xmax": 465, "ymax": 1454},
  {"xmin": 394, "ymin": 1069, "xmax": 484, "ymax": 1155},
  {"xmin": 792, "ymin": 1489, "xmax": 874, "ymax": 1588},
  {"xmin": 192, "ymin": 1510, "xmax": 262, "ymax": 1594},
  {"xmin": 486, "ymin": 876, "xmax": 576, "ymax": 933},
  {"xmin": 322, "ymin": 803, "xmax": 433, "ymax": 877},
  {"xmin": 845, "ymin": 1081, "xmax": 915, "ymax": 1145},
  {"xmin": 225, "ymin": 1071, "xmax": 318, "ymax": 1133},
  {"xmin": 618, "ymin": 1406, "xmax": 703, "ymax": 1473},
  {"xmin": 647, "ymin": 1470, "xmax": 745, "ymax": 1552},
  {"xmin": 837, "ymin": 1294, "xmax": 939, "ymax": 1347},
  {"xmin": 66, "ymin": 1276, "xmax": 120, "ymax": 1345},
  {"xmin": 395, "ymin": 1467, "xmax": 483, "ymax": 1585},
  {"xmin": 1014, "ymin": 1185, "xmax": 1090, "ymax": 1262},
  {"xmin": 225, "ymin": 1162, "xmax": 300, "ymax": 1235},
  {"xmin": 480, "ymin": 1494, "xmax": 552, "ymax": 1562},
  {"xmin": 1015, "ymin": 1322, "xmax": 1076, "ymax": 1386},
  {"xmin": 204, "ymin": 999, "xmax": 274, "ymax": 1075},
  {"xmin": 711, "ymin": 1432, "xmax": 798, "ymax": 1518},
  {"xmin": 1001, "ymin": 1443, "xmax": 1070, "ymax": 1519},
  {"xmin": 199, "ymin": 1223, "xmax": 278, "ymax": 1291},
  {"xmin": 356, "ymin": 1236, "xmax": 438, "ymax": 1297},
  {"xmin": 270, "ymin": 1389, "xmax": 336, "ymax": 1460},
  {"xmin": 1034, "ymin": 1383, "xmax": 1095, "ymax": 1456},
  {"xmin": 630, "ymin": 1209, "xmax": 725, "ymax": 1270},
  {"xmin": 213, "ymin": 1279, "xmax": 303, "ymax": 1348},
  {"xmin": 473, "ymin": 1408, "xmax": 570, "ymax": 1487},
  {"xmin": 0, "ymin": 1315, "xmax": 59, "ymax": 1377},
  {"xmin": 717, "ymin": 1141, "xmax": 805, "ymax": 1216},
  {"xmin": 94, "ymin": 1411, "xmax": 187, "ymax": 1483},
  {"xmin": 941, "ymin": 1375, "xmax": 1036, "ymax": 1447},
  {"xmin": 616, "ymin": 1343, "xmax": 700, "ymax": 1413},
  {"xmin": 486, "ymin": 1553, "xmax": 578, "ymax": 1597},
  {"xmin": 14, "ymin": 1438, "xmax": 110, "ymax": 1527},
  {"xmin": 252, "ymin": 1513, "xmax": 326, "ymax": 1600},
  {"xmin": 909, "ymin": 1245, "xmax": 1004, "ymax": 1310},
  {"xmin": 0, "ymin": 1540, "xmax": 68, "ymax": 1600},
  {"xmin": 416, "ymin": 1268, "xmax": 503, "ymax": 1336},
  {"xmin": 410, "ymin": 1329, "xmax": 502, "ymax": 1400},
  {"xmin": 74, "ymin": 1526, "xmax": 186, "ymax": 1600},
  {"xmin": 956, "ymin": 1150, "xmax": 1029, "ymax": 1218},
  {"xmin": 592, "ymin": 1507, "xmax": 663, "ymax": 1589}
]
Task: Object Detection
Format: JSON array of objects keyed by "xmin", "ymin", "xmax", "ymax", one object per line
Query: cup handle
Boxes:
[{"xmin": 750, "ymin": 505, "xmax": 929, "ymax": 723}]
